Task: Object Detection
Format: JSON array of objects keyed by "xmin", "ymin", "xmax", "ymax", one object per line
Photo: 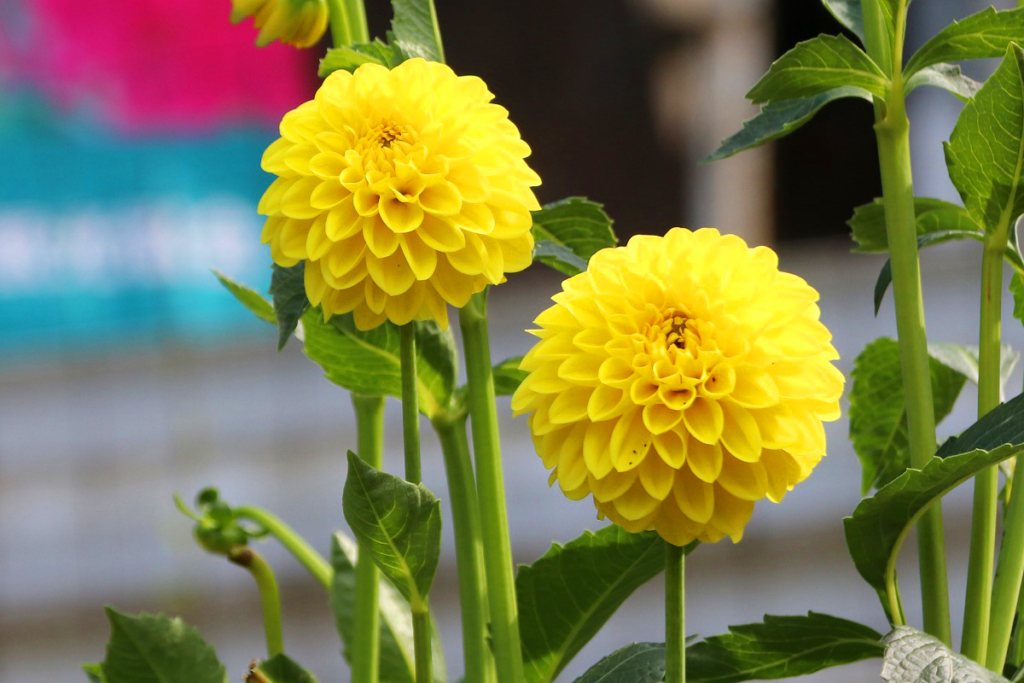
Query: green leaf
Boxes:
[
  {"xmin": 302, "ymin": 314, "xmax": 457, "ymax": 418},
  {"xmin": 572, "ymin": 643, "xmax": 666, "ymax": 683},
  {"xmin": 1012, "ymin": 272, "xmax": 1024, "ymax": 328},
  {"xmin": 687, "ymin": 613, "xmax": 884, "ymax": 683},
  {"xmin": 532, "ymin": 197, "xmax": 617, "ymax": 276},
  {"xmin": 214, "ymin": 271, "xmax": 277, "ymax": 325},
  {"xmin": 319, "ymin": 39, "xmax": 408, "ymax": 77},
  {"xmin": 820, "ymin": 0, "xmax": 864, "ymax": 42},
  {"xmin": 927, "ymin": 343, "xmax": 1021, "ymax": 398},
  {"xmin": 253, "ymin": 655, "xmax": 319, "ymax": 683},
  {"xmin": 849, "ymin": 339, "xmax": 970, "ymax": 494},
  {"xmin": 517, "ymin": 526, "xmax": 684, "ymax": 683},
  {"xmin": 330, "ymin": 531, "xmax": 446, "ymax": 683},
  {"xmin": 390, "ymin": 0, "xmax": 443, "ymax": 62},
  {"xmin": 746, "ymin": 35, "xmax": 888, "ymax": 105},
  {"xmin": 848, "ymin": 197, "xmax": 980, "ymax": 253},
  {"xmin": 706, "ymin": 86, "xmax": 871, "ymax": 162},
  {"xmin": 906, "ymin": 8, "xmax": 1024, "ymax": 78},
  {"xmin": 100, "ymin": 608, "xmax": 226, "ymax": 683},
  {"xmin": 945, "ymin": 43, "xmax": 1024, "ymax": 234},
  {"xmin": 844, "ymin": 393, "xmax": 1024, "ymax": 615},
  {"xmin": 83, "ymin": 663, "xmax": 105, "ymax": 683},
  {"xmin": 342, "ymin": 452, "xmax": 442, "ymax": 609},
  {"xmin": 905, "ymin": 63, "xmax": 982, "ymax": 101},
  {"xmin": 493, "ymin": 356, "xmax": 527, "ymax": 396},
  {"xmin": 270, "ymin": 263, "xmax": 309, "ymax": 351},
  {"xmin": 881, "ymin": 627, "xmax": 1009, "ymax": 683}
]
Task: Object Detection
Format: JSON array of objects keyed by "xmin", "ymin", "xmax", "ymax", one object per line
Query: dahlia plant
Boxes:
[{"xmin": 82, "ymin": 1, "xmax": 1024, "ymax": 683}]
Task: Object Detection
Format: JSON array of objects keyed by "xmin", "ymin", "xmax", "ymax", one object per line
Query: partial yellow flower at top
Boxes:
[
  {"xmin": 512, "ymin": 228, "xmax": 843, "ymax": 546},
  {"xmin": 231, "ymin": 0, "xmax": 328, "ymax": 48},
  {"xmin": 259, "ymin": 58, "xmax": 542, "ymax": 330}
]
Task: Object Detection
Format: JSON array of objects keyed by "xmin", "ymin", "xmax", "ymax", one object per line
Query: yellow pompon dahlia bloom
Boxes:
[
  {"xmin": 259, "ymin": 58, "xmax": 542, "ymax": 330},
  {"xmin": 511, "ymin": 228, "xmax": 844, "ymax": 546},
  {"xmin": 230, "ymin": 0, "xmax": 328, "ymax": 48}
]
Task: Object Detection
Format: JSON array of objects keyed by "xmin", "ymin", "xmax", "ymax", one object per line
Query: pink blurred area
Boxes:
[{"xmin": 2, "ymin": 0, "xmax": 315, "ymax": 131}]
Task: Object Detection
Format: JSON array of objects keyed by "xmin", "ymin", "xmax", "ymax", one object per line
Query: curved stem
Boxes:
[
  {"xmin": 434, "ymin": 417, "xmax": 496, "ymax": 683},
  {"xmin": 862, "ymin": 0, "xmax": 950, "ymax": 644},
  {"xmin": 352, "ymin": 394, "xmax": 386, "ymax": 683},
  {"xmin": 665, "ymin": 544, "xmax": 686, "ymax": 683},
  {"xmin": 325, "ymin": 0, "xmax": 369, "ymax": 46},
  {"xmin": 233, "ymin": 506, "xmax": 332, "ymax": 590},
  {"xmin": 460, "ymin": 291, "xmax": 526, "ymax": 683},
  {"xmin": 229, "ymin": 547, "xmax": 284, "ymax": 658}
]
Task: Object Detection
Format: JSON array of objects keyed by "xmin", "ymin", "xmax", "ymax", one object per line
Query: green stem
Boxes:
[
  {"xmin": 665, "ymin": 544, "xmax": 686, "ymax": 683},
  {"xmin": 325, "ymin": 0, "xmax": 368, "ymax": 46},
  {"xmin": 460, "ymin": 290, "xmax": 525, "ymax": 683},
  {"xmin": 434, "ymin": 417, "xmax": 497, "ymax": 683},
  {"xmin": 228, "ymin": 547, "xmax": 284, "ymax": 658},
  {"xmin": 862, "ymin": 0, "xmax": 951, "ymax": 644},
  {"xmin": 413, "ymin": 608, "xmax": 433, "ymax": 683},
  {"xmin": 967, "ymin": 235, "xmax": 1010, "ymax": 662},
  {"xmin": 352, "ymin": 394, "xmax": 386, "ymax": 683},
  {"xmin": 986, "ymin": 231, "xmax": 1020, "ymax": 670},
  {"xmin": 401, "ymin": 324, "xmax": 423, "ymax": 484},
  {"xmin": 233, "ymin": 506, "xmax": 332, "ymax": 590}
]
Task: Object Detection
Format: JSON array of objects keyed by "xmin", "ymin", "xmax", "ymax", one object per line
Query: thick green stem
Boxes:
[
  {"xmin": 460, "ymin": 291, "xmax": 525, "ymax": 683},
  {"xmin": 990, "ymin": 458, "xmax": 1024, "ymax": 670},
  {"xmin": 967, "ymin": 237, "xmax": 1009, "ymax": 662},
  {"xmin": 862, "ymin": 0, "xmax": 950, "ymax": 644},
  {"xmin": 233, "ymin": 506, "xmax": 332, "ymax": 590},
  {"xmin": 228, "ymin": 547, "xmax": 284, "ymax": 658},
  {"xmin": 434, "ymin": 417, "xmax": 497, "ymax": 683},
  {"xmin": 352, "ymin": 394, "xmax": 385, "ymax": 683},
  {"xmin": 413, "ymin": 608, "xmax": 433, "ymax": 683},
  {"xmin": 325, "ymin": 0, "xmax": 369, "ymax": 46},
  {"xmin": 665, "ymin": 544, "xmax": 686, "ymax": 683},
  {"xmin": 401, "ymin": 324, "xmax": 423, "ymax": 484}
]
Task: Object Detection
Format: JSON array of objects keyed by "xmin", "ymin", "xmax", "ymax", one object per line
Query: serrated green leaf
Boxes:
[
  {"xmin": 905, "ymin": 63, "xmax": 982, "ymax": 101},
  {"xmin": 844, "ymin": 393, "xmax": 1024, "ymax": 616},
  {"xmin": 101, "ymin": 608, "xmax": 226, "ymax": 683},
  {"xmin": 532, "ymin": 197, "xmax": 617, "ymax": 276},
  {"xmin": 319, "ymin": 40, "xmax": 408, "ymax": 77},
  {"xmin": 215, "ymin": 271, "xmax": 277, "ymax": 325},
  {"xmin": 906, "ymin": 8, "xmax": 1024, "ymax": 78},
  {"xmin": 254, "ymin": 655, "xmax": 318, "ymax": 683},
  {"xmin": 747, "ymin": 35, "xmax": 888, "ymax": 105},
  {"xmin": 849, "ymin": 339, "xmax": 970, "ymax": 494},
  {"xmin": 945, "ymin": 44, "xmax": 1024, "ymax": 234},
  {"xmin": 881, "ymin": 627, "xmax": 1009, "ymax": 683},
  {"xmin": 270, "ymin": 263, "xmax": 309, "ymax": 351},
  {"xmin": 848, "ymin": 197, "xmax": 980, "ymax": 253},
  {"xmin": 706, "ymin": 86, "xmax": 871, "ymax": 162},
  {"xmin": 390, "ymin": 0, "xmax": 443, "ymax": 62},
  {"xmin": 687, "ymin": 613, "xmax": 884, "ymax": 683},
  {"xmin": 493, "ymin": 356, "xmax": 527, "ymax": 396},
  {"xmin": 518, "ymin": 526, "xmax": 685, "ymax": 683},
  {"xmin": 342, "ymin": 453, "xmax": 442, "ymax": 609},
  {"xmin": 330, "ymin": 532, "xmax": 446, "ymax": 683},
  {"xmin": 821, "ymin": 0, "xmax": 865, "ymax": 42},
  {"xmin": 572, "ymin": 643, "xmax": 666, "ymax": 683},
  {"xmin": 83, "ymin": 663, "xmax": 105, "ymax": 683},
  {"xmin": 302, "ymin": 314, "xmax": 457, "ymax": 418}
]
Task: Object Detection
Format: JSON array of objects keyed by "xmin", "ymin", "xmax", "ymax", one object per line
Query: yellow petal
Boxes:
[
  {"xmin": 653, "ymin": 429, "xmax": 687, "ymax": 469},
  {"xmin": 639, "ymin": 452, "xmax": 675, "ymax": 501},
  {"xmin": 642, "ymin": 403, "xmax": 683, "ymax": 435},
  {"xmin": 325, "ymin": 196, "xmax": 362, "ymax": 240},
  {"xmin": 418, "ymin": 215, "xmax": 466, "ymax": 252},
  {"xmin": 609, "ymin": 409, "xmax": 652, "ymax": 472},
  {"xmin": 682, "ymin": 397, "xmax": 723, "ymax": 445},
  {"xmin": 399, "ymin": 233, "xmax": 438, "ymax": 280},
  {"xmin": 366, "ymin": 249, "xmax": 416, "ymax": 296},
  {"xmin": 280, "ymin": 177, "xmax": 322, "ymax": 219},
  {"xmin": 419, "ymin": 181, "xmax": 463, "ymax": 215},
  {"xmin": 310, "ymin": 179, "xmax": 347, "ymax": 209},
  {"xmin": 379, "ymin": 196, "xmax": 425, "ymax": 233},
  {"xmin": 674, "ymin": 466, "xmax": 714, "ymax": 525},
  {"xmin": 717, "ymin": 453, "xmax": 769, "ymax": 501},
  {"xmin": 583, "ymin": 421, "xmax": 616, "ymax": 478},
  {"xmin": 687, "ymin": 438, "xmax": 723, "ymax": 483},
  {"xmin": 720, "ymin": 402, "xmax": 762, "ymax": 463},
  {"xmin": 363, "ymin": 218, "xmax": 400, "ymax": 258}
]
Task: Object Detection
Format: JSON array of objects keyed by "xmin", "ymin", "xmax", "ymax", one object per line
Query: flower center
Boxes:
[{"xmin": 374, "ymin": 122, "xmax": 405, "ymax": 148}]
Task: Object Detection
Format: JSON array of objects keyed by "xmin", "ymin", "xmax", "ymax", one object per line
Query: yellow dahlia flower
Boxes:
[
  {"xmin": 231, "ymin": 0, "xmax": 328, "ymax": 48},
  {"xmin": 511, "ymin": 228, "xmax": 843, "ymax": 546},
  {"xmin": 259, "ymin": 58, "xmax": 541, "ymax": 330}
]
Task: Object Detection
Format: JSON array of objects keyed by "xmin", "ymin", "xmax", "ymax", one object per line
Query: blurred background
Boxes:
[{"xmin": 1, "ymin": 0, "xmax": 1021, "ymax": 680}]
